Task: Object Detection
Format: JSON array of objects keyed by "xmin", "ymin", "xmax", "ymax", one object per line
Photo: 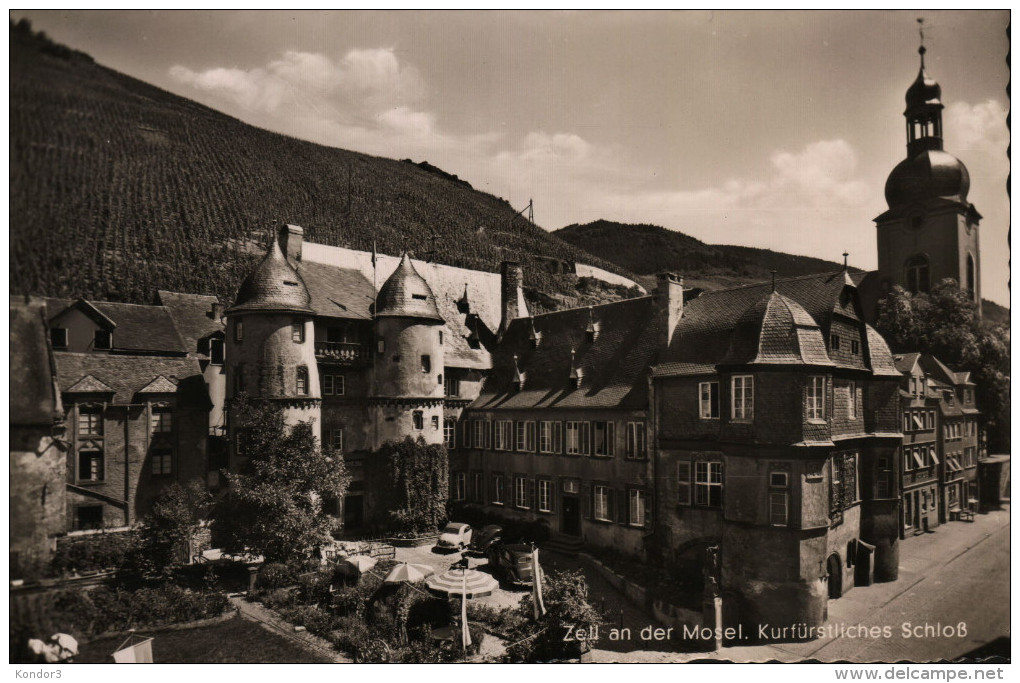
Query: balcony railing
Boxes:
[{"xmin": 315, "ymin": 341, "xmax": 370, "ymax": 365}]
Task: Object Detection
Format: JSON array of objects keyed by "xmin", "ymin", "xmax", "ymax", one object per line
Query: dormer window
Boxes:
[
  {"xmin": 94, "ymin": 330, "xmax": 112, "ymax": 350},
  {"xmin": 412, "ymin": 293, "xmax": 428, "ymax": 301},
  {"xmin": 830, "ymin": 335, "xmax": 841, "ymax": 351},
  {"xmin": 51, "ymin": 328, "xmax": 68, "ymax": 349},
  {"xmin": 210, "ymin": 338, "xmax": 224, "ymax": 365}
]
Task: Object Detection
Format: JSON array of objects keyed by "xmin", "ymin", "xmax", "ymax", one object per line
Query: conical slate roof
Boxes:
[
  {"xmin": 721, "ymin": 290, "xmax": 833, "ymax": 367},
  {"xmin": 227, "ymin": 237, "xmax": 313, "ymax": 314},
  {"xmin": 375, "ymin": 253, "xmax": 444, "ymax": 322}
]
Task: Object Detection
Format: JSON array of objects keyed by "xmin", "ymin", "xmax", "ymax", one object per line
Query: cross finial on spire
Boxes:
[
  {"xmin": 843, "ymin": 251, "xmax": 850, "ymax": 270},
  {"xmin": 917, "ymin": 17, "xmax": 926, "ymax": 65},
  {"xmin": 770, "ymin": 270, "xmax": 777, "ymax": 292}
]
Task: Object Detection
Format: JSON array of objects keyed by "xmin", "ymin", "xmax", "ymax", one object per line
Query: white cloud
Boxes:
[{"xmin": 944, "ymin": 99, "xmax": 1009, "ymax": 155}]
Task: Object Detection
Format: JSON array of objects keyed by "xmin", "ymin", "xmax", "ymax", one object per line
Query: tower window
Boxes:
[
  {"xmin": 421, "ymin": 355, "xmax": 431, "ymax": 373},
  {"xmin": 439, "ymin": 331, "xmax": 443, "ymax": 345},
  {"xmin": 291, "ymin": 322, "xmax": 305, "ymax": 343},
  {"xmin": 296, "ymin": 367, "xmax": 308, "ymax": 395},
  {"xmin": 235, "ymin": 320, "xmax": 244, "ymax": 342},
  {"xmin": 210, "ymin": 337, "xmax": 224, "ymax": 365},
  {"xmin": 905, "ymin": 254, "xmax": 930, "ymax": 294},
  {"xmin": 966, "ymin": 253, "xmax": 976, "ymax": 298},
  {"xmin": 412, "ymin": 411, "xmax": 424, "ymax": 430}
]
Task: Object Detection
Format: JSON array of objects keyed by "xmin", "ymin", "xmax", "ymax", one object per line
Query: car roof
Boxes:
[{"xmin": 445, "ymin": 522, "xmax": 469, "ymax": 529}]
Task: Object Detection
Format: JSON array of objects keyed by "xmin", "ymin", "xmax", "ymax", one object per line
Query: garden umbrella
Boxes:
[
  {"xmin": 425, "ymin": 567, "xmax": 499, "ymax": 598},
  {"xmin": 383, "ymin": 562, "xmax": 435, "ymax": 584},
  {"xmin": 342, "ymin": 555, "xmax": 377, "ymax": 573}
]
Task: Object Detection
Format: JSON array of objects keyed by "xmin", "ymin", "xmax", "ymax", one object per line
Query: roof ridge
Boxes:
[
  {"xmin": 697, "ymin": 270, "xmax": 847, "ymax": 297},
  {"xmin": 527, "ymin": 294, "xmax": 653, "ymax": 321}
]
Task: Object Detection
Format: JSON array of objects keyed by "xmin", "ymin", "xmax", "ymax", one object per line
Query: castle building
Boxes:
[{"xmin": 862, "ymin": 45, "xmax": 982, "ymax": 317}]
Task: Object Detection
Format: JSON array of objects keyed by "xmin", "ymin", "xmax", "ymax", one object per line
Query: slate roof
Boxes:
[
  {"xmin": 10, "ymin": 296, "xmax": 62, "ymax": 426},
  {"xmin": 228, "ymin": 237, "xmax": 314, "ymax": 315},
  {"xmin": 720, "ymin": 291, "xmax": 833, "ymax": 367},
  {"xmin": 472, "ymin": 296, "xmax": 660, "ymax": 410},
  {"xmin": 46, "ymin": 298, "xmax": 188, "ymax": 354},
  {"xmin": 295, "ymin": 261, "xmax": 375, "ymax": 321},
  {"xmin": 54, "ymin": 353, "xmax": 210, "ymax": 407},
  {"xmin": 375, "ymin": 253, "xmax": 444, "ymax": 322},
  {"xmin": 893, "ymin": 352, "xmax": 922, "ymax": 374},
  {"xmin": 864, "ymin": 325, "xmax": 902, "ymax": 376},
  {"xmin": 157, "ymin": 291, "xmax": 225, "ymax": 355},
  {"xmin": 66, "ymin": 374, "xmax": 116, "ymax": 394}
]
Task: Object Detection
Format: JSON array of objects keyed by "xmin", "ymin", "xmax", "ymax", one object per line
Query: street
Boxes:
[{"xmin": 591, "ymin": 505, "xmax": 1011, "ymax": 663}]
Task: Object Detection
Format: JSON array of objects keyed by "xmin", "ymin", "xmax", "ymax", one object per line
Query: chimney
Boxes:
[
  {"xmin": 210, "ymin": 302, "xmax": 225, "ymax": 322},
  {"xmin": 499, "ymin": 261, "xmax": 529, "ymax": 336},
  {"xmin": 655, "ymin": 272, "xmax": 684, "ymax": 351},
  {"xmin": 279, "ymin": 223, "xmax": 304, "ymax": 262}
]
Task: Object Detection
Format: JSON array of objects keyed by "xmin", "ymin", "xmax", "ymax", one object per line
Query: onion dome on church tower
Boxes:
[
  {"xmin": 884, "ymin": 45, "xmax": 970, "ymax": 208},
  {"xmin": 227, "ymin": 234, "xmax": 314, "ymax": 314},
  {"xmin": 375, "ymin": 253, "xmax": 444, "ymax": 323}
]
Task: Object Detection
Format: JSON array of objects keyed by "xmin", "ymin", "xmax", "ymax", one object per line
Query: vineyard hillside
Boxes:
[{"xmin": 9, "ymin": 22, "xmax": 631, "ymax": 308}]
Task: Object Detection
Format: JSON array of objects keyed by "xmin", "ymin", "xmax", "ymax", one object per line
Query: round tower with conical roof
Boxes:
[
  {"xmin": 225, "ymin": 230, "xmax": 321, "ymax": 454},
  {"xmin": 369, "ymin": 253, "xmax": 445, "ymax": 447},
  {"xmin": 875, "ymin": 42, "xmax": 982, "ymax": 311}
]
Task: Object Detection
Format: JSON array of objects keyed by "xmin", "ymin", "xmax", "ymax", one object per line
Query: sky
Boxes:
[{"xmin": 13, "ymin": 10, "xmax": 1010, "ymax": 305}]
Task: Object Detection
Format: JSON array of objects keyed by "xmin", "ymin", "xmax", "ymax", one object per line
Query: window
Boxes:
[
  {"xmin": 495, "ymin": 421, "xmax": 513, "ymax": 451},
  {"xmin": 75, "ymin": 505, "xmax": 103, "ymax": 531},
  {"xmin": 78, "ymin": 448, "xmax": 104, "ymax": 482},
  {"xmin": 699, "ymin": 382, "xmax": 720, "ymax": 419},
  {"xmin": 903, "ymin": 494, "xmax": 914, "ymax": 529},
  {"xmin": 566, "ymin": 421, "xmax": 590, "ymax": 455},
  {"xmin": 411, "ymin": 293, "xmax": 428, "ymax": 301},
  {"xmin": 770, "ymin": 492, "xmax": 789, "ymax": 526},
  {"xmin": 453, "ymin": 472, "xmax": 466, "ymax": 501},
  {"xmin": 903, "ymin": 412, "xmax": 911, "ymax": 433},
  {"xmin": 331, "ymin": 428, "xmax": 344, "ymax": 451},
  {"xmin": 444, "ymin": 418, "xmax": 456, "ymax": 448},
  {"xmin": 152, "ymin": 449, "xmax": 173, "ymax": 476},
  {"xmin": 731, "ymin": 375, "xmax": 753, "ymax": 421},
  {"xmin": 806, "ymin": 376, "xmax": 826, "ymax": 421},
  {"xmin": 77, "ymin": 406, "xmax": 103, "ymax": 436},
  {"xmin": 694, "ymin": 461, "xmax": 723, "ymax": 507},
  {"xmin": 539, "ymin": 421, "xmax": 562, "ymax": 454},
  {"xmin": 769, "ymin": 471, "xmax": 789, "ymax": 488},
  {"xmin": 626, "ymin": 422, "xmax": 646, "ymax": 459},
  {"xmin": 593, "ymin": 421, "xmax": 615, "ymax": 456},
  {"xmin": 234, "ymin": 366, "xmax": 246, "ymax": 395},
  {"xmin": 966, "ymin": 253, "xmax": 976, "ymax": 296},
  {"xmin": 905, "ymin": 254, "xmax": 930, "ymax": 294},
  {"xmin": 412, "ymin": 411, "xmax": 424, "ymax": 430},
  {"xmin": 439, "ymin": 330, "xmax": 444, "ymax": 345},
  {"xmin": 51, "ymin": 328, "xmax": 68, "ymax": 349},
  {"xmin": 593, "ymin": 485, "xmax": 612, "ymax": 522},
  {"xmin": 830, "ymin": 334, "xmax": 841, "ymax": 351},
  {"xmin": 210, "ymin": 338, "xmax": 224, "ymax": 365},
  {"xmin": 912, "ymin": 411, "xmax": 924, "ymax": 430},
  {"xmin": 334, "ymin": 375, "xmax": 345, "ymax": 396},
  {"xmin": 94, "ymin": 330, "xmax": 112, "ymax": 350},
  {"xmin": 291, "ymin": 322, "xmax": 305, "ymax": 343},
  {"xmin": 830, "ymin": 452, "xmax": 859, "ymax": 516},
  {"xmin": 850, "ymin": 340, "xmax": 860, "ymax": 355},
  {"xmin": 515, "ymin": 421, "xmax": 535, "ymax": 452},
  {"xmin": 472, "ymin": 421, "xmax": 489, "ymax": 450},
  {"xmin": 492, "ymin": 473, "xmax": 505, "ymax": 505},
  {"xmin": 444, "ymin": 375, "xmax": 460, "ymax": 397},
  {"xmin": 377, "ymin": 338, "xmax": 385, "ymax": 354},
  {"xmin": 677, "ymin": 461, "xmax": 692, "ymax": 505},
  {"xmin": 296, "ymin": 367, "xmax": 308, "ymax": 395},
  {"xmin": 514, "ymin": 476, "xmax": 529, "ymax": 509},
  {"xmin": 323, "ymin": 375, "xmax": 334, "ymax": 395},
  {"xmin": 431, "ymin": 415, "xmax": 440, "ymax": 430},
  {"xmin": 234, "ymin": 320, "xmax": 244, "ymax": 342},
  {"xmin": 421, "ymin": 355, "xmax": 431, "ymax": 373},
  {"xmin": 629, "ymin": 489, "xmax": 647, "ymax": 527},
  {"xmin": 847, "ymin": 381, "xmax": 858, "ymax": 419},
  {"xmin": 538, "ymin": 480, "xmax": 553, "ymax": 513},
  {"xmin": 151, "ymin": 405, "xmax": 173, "ymax": 433}
]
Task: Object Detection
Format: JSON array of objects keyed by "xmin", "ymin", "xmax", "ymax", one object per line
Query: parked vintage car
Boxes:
[
  {"xmin": 485, "ymin": 541, "xmax": 534, "ymax": 584},
  {"xmin": 435, "ymin": 522, "xmax": 473, "ymax": 551},
  {"xmin": 468, "ymin": 524, "xmax": 503, "ymax": 553}
]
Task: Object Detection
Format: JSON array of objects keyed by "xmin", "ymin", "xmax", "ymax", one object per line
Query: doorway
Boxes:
[
  {"xmin": 344, "ymin": 495, "xmax": 364, "ymax": 530},
  {"xmin": 827, "ymin": 553, "xmax": 843, "ymax": 599},
  {"xmin": 561, "ymin": 495, "xmax": 580, "ymax": 536}
]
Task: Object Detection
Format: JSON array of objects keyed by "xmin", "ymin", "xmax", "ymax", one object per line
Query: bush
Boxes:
[
  {"xmin": 257, "ymin": 562, "xmax": 296, "ymax": 589},
  {"xmin": 503, "ymin": 569, "xmax": 600, "ymax": 663},
  {"xmin": 50, "ymin": 531, "xmax": 142, "ymax": 576},
  {"xmin": 295, "ymin": 570, "xmax": 334, "ymax": 606},
  {"xmin": 258, "ymin": 588, "xmax": 297, "ymax": 611},
  {"xmin": 278, "ymin": 605, "xmax": 342, "ymax": 637}
]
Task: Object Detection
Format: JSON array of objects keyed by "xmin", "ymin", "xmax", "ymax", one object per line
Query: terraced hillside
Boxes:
[{"xmin": 9, "ymin": 22, "xmax": 630, "ymax": 306}]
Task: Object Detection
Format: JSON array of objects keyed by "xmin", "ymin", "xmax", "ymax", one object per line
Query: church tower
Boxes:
[
  {"xmin": 225, "ymin": 230, "xmax": 321, "ymax": 458},
  {"xmin": 874, "ymin": 41, "xmax": 982, "ymax": 312},
  {"xmin": 369, "ymin": 253, "xmax": 445, "ymax": 447}
]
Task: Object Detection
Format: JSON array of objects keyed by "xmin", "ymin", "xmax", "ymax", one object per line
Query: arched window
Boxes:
[
  {"xmin": 296, "ymin": 367, "xmax": 309, "ymax": 395},
  {"xmin": 966, "ymin": 253, "xmax": 976, "ymax": 298},
  {"xmin": 904, "ymin": 254, "xmax": 930, "ymax": 294}
]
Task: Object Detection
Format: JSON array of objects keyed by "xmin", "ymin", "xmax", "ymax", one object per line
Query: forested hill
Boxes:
[
  {"xmin": 555, "ymin": 221, "xmax": 860, "ymax": 291},
  {"xmin": 9, "ymin": 22, "xmax": 630, "ymax": 307}
]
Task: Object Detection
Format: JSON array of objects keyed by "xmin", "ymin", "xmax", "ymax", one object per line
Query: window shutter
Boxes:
[
  {"xmin": 617, "ymin": 489, "xmax": 627, "ymax": 524},
  {"xmin": 463, "ymin": 421, "xmax": 471, "ymax": 448},
  {"xmin": 645, "ymin": 490, "xmax": 654, "ymax": 528},
  {"xmin": 582, "ymin": 483, "xmax": 592, "ymax": 520},
  {"xmin": 529, "ymin": 479, "xmax": 536, "ymax": 510},
  {"xmin": 486, "ymin": 422, "xmax": 492, "ymax": 449},
  {"xmin": 677, "ymin": 461, "xmax": 691, "ymax": 506}
]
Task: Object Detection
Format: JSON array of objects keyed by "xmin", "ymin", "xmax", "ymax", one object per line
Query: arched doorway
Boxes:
[{"xmin": 827, "ymin": 553, "xmax": 843, "ymax": 599}]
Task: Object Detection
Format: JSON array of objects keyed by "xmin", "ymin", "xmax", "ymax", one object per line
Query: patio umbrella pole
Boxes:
[{"xmin": 461, "ymin": 566, "xmax": 471, "ymax": 656}]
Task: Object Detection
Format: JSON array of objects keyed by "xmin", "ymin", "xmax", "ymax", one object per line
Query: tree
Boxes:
[
  {"xmin": 213, "ymin": 397, "xmax": 350, "ymax": 563},
  {"xmin": 136, "ymin": 480, "xmax": 213, "ymax": 577},
  {"xmin": 876, "ymin": 279, "xmax": 1010, "ymax": 452},
  {"xmin": 504, "ymin": 569, "xmax": 601, "ymax": 662},
  {"xmin": 372, "ymin": 436, "xmax": 449, "ymax": 535}
]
